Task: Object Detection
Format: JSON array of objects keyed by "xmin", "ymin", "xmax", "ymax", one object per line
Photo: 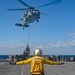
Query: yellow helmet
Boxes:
[{"xmin": 34, "ymin": 48, "xmax": 42, "ymax": 56}]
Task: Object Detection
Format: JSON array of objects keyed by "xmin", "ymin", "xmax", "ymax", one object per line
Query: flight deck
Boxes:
[{"xmin": 0, "ymin": 61, "xmax": 75, "ymax": 75}]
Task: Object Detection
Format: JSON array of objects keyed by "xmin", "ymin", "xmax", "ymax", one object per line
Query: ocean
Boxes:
[
  {"xmin": 0, "ymin": 55, "xmax": 75, "ymax": 60},
  {"xmin": 0, "ymin": 55, "xmax": 9, "ymax": 59}
]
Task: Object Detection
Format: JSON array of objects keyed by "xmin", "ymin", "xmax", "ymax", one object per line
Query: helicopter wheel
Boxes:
[
  {"xmin": 37, "ymin": 20, "xmax": 39, "ymax": 23},
  {"xmin": 23, "ymin": 27, "xmax": 24, "ymax": 30}
]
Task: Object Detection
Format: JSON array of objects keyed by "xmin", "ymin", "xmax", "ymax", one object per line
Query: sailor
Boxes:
[{"xmin": 15, "ymin": 48, "xmax": 64, "ymax": 75}]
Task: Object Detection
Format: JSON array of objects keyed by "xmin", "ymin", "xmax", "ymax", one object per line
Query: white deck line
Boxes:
[{"xmin": 0, "ymin": 62, "xmax": 5, "ymax": 65}]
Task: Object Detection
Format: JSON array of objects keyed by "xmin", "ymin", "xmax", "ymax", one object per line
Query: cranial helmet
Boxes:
[{"xmin": 34, "ymin": 48, "xmax": 42, "ymax": 56}]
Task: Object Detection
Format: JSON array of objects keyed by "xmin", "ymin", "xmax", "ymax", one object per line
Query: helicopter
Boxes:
[{"xmin": 8, "ymin": 0, "xmax": 61, "ymax": 29}]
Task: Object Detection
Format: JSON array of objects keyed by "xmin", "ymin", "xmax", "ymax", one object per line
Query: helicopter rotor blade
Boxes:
[
  {"xmin": 37, "ymin": 0, "xmax": 61, "ymax": 8},
  {"xmin": 40, "ymin": 12, "xmax": 48, "ymax": 16},
  {"xmin": 8, "ymin": 8, "xmax": 27, "ymax": 11},
  {"xmin": 18, "ymin": 0, "xmax": 31, "ymax": 8}
]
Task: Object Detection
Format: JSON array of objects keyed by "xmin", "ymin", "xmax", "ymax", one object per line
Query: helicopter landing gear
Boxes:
[
  {"xmin": 20, "ymin": 18, "xmax": 23, "ymax": 21},
  {"xmin": 23, "ymin": 27, "xmax": 24, "ymax": 30},
  {"xmin": 37, "ymin": 19, "xmax": 39, "ymax": 23}
]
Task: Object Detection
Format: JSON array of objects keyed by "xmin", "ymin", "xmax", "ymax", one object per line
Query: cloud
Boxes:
[
  {"xmin": 0, "ymin": 39, "xmax": 75, "ymax": 55},
  {"xmin": 0, "ymin": 43, "xmax": 25, "ymax": 49},
  {"xmin": 68, "ymin": 32, "xmax": 75, "ymax": 38},
  {"xmin": 0, "ymin": 40, "xmax": 75, "ymax": 49},
  {"xmin": 51, "ymin": 40, "xmax": 75, "ymax": 48},
  {"xmin": 32, "ymin": 40, "xmax": 75, "ymax": 48}
]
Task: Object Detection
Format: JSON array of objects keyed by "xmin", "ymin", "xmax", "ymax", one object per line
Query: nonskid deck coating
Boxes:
[{"xmin": 0, "ymin": 62, "xmax": 75, "ymax": 75}]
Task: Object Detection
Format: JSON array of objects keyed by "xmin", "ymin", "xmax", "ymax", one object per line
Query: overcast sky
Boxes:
[{"xmin": 0, "ymin": 0, "xmax": 75, "ymax": 55}]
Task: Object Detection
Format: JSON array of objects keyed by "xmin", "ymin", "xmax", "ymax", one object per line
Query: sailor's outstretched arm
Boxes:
[
  {"xmin": 44, "ymin": 58, "xmax": 59, "ymax": 65},
  {"xmin": 16, "ymin": 58, "xmax": 31, "ymax": 65}
]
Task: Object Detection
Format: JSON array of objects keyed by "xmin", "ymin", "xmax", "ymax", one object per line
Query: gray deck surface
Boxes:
[{"xmin": 0, "ymin": 62, "xmax": 75, "ymax": 75}]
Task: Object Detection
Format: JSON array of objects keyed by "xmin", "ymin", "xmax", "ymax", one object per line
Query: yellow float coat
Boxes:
[{"xmin": 16, "ymin": 56, "xmax": 58, "ymax": 74}]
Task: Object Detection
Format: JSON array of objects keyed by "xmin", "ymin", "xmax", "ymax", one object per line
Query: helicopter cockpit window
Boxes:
[
  {"xmin": 28, "ymin": 11, "xmax": 32, "ymax": 16},
  {"xmin": 33, "ymin": 10, "xmax": 36, "ymax": 14},
  {"xmin": 35, "ymin": 10, "xmax": 40, "ymax": 15},
  {"xmin": 25, "ymin": 9, "xmax": 32, "ymax": 20},
  {"xmin": 36, "ymin": 10, "xmax": 38, "ymax": 14}
]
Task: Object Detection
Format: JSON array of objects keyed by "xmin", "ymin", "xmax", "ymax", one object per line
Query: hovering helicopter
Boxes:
[{"xmin": 8, "ymin": 0, "xmax": 61, "ymax": 29}]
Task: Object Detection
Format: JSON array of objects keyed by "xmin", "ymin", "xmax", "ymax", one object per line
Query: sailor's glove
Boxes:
[
  {"xmin": 13, "ymin": 61, "xmax": 16, "ymax": 65},
  {"xmin": 58, "ymin": 62, "xmax": 64, "ymax": 65}
]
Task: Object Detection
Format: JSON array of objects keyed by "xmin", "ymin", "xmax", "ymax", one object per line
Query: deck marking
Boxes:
[
  {"xmin": 21, "ymin": 65, "xmax": 24, "ymax": 75},
  {"xmin": 0, "ymin": 62, "xmax": 5, "ymax": 65}
]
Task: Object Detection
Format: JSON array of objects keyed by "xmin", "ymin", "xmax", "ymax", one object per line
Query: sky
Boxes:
[{"xmin": 0, "ymin": 0, "xmax": 75, "ymax": 55}]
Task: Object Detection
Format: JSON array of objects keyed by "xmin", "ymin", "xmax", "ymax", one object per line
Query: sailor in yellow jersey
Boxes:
[{"xmin": 16, "ymin": 48, "xmax": 64, "ymax": 75}]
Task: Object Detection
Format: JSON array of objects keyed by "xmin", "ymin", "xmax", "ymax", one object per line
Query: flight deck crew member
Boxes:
[{"xmin": 16, "ymin": 48, "xmax": 64, "ymax": 75}]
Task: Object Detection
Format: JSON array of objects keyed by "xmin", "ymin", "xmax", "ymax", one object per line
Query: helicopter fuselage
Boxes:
[
  {"xmin": 24, "ymin": 8, "xmax": 40, "ymax": 23},
  {"xmin": 8, "ymin": 0, "xmax": 61, "ymax": 29},
  {"xmin": 20, "ymin": 8, "xmax": 40, "ymax": 27}
]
